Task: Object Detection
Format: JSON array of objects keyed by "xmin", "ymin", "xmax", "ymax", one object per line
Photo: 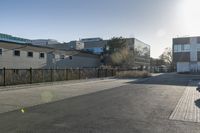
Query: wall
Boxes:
[
  {"xmin": 0, "ymin": 41, "xmax": 101, "ymax": 69},
  {"xmin": 46, "ymin": 53, "xmax": 100, "ymax": 69},
  {"xmin": 0, "ymin": 47, "xmax": 47, "ymax": 69}
]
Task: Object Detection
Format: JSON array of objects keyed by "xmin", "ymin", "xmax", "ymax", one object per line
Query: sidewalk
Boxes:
[{"xmin": 0, "ymin": 78, "xmax": 135, "ymax": 114}]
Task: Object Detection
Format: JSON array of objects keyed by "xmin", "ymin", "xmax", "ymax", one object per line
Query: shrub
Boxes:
[{"xmin": 116, "ymin": 71, "xmax": 151, "ymax": 78}]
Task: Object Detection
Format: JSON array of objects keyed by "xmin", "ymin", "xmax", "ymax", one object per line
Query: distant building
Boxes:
[
  {"xmin": 31, "ymin": 39, "xmax": 61, "ymax": 46},
  {"xmin": 123, "ymin": 38, "xmax": 150, "ymax": 70},
  {"xmin": 81, "ymin": 38, "xmax": 103, "ymax": 42},
  {"xmin": 81, "ymin": 38, "xmax": 107, "ymax": 54},
  {"xmin": 0, "ymin": 33, "xmax": 31, "ymax": 44},
  {"xmin": 173, "ymin": 36, "xmax": 200, "ymax": 72},
  {"xmin": 0, "ymin": 41, "xmax": 100, "ymax": 69},
  {"xmin": 44, "ymin": 41, "xmax": 84, "ymax": 51}
]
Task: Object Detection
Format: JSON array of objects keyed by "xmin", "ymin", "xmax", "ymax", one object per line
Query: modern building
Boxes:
[
  {"xmin": 173, "ymin": 36, "xmax": 200, "ymax": 72},
  {"xmin": 0, "ymin": 33, "xmax": 31, "ymax": 44},
  {"xmin": 81, "ymin": 38, "xmax": 107, "ymax": 54},
  {"xmin": 0, "ymin": 41, "xmax": 100, "ymax": 69},
  {"xmin": 31, "ymin": 39, "xmax": 61, "ymax": 46},
  {"xmin": 124, "ymin": 38, "xmax": 150, "ymax": 70}
]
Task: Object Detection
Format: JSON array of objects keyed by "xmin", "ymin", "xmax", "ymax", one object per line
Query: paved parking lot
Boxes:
[
  {"xmin": 0, "ymin": 78, "xmax": 134, "ymax": 114},
  {"xmin": 1, "ymin": 73, "xmax": 200, "ymax": 133}
]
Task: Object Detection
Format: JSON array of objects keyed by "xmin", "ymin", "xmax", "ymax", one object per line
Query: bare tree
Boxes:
[{"xmin": 159, "ymin": 47, "xmax": 172, "ymax": 67}]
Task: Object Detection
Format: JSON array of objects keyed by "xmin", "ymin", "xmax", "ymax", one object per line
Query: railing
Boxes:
[{"xmin": 0, "ymin": 68, "xmax": 118, "ymax": 86}]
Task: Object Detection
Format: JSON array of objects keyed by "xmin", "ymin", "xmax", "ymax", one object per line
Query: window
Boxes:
[
  {"xmin": 184, "ymin": 44, "xmax": 190, "ymax": 51},
  {"xmin": 60, "ymin": 55, "xmax": 65, "ymax": 59},
  {"xmin": 39, "ymin": 53, "xmax": 45, "ymax": 58},
  {"xmin": 174, "ymin": 45, "xmax": 178, "ymax": 52},
  {"xmin": 69, "ymin": 56, "xmax": 72, "ymax": 60},
  {"xmin": 13, "ymin": 50, "xmax": 20, "ymax": 56},
  {"xmin": 174, "ymin": 44, "xmax": 190, "ymax": 52},
  {"xmin": 27, "ymin": 52, "xmax": 33, "ymax": 57},
  {"xmin": 0, "ymin": 49, "xmax": 2, "ymax": 55},
  {"xmin": 177, "ymin": 45, "xmax": 181, "ymax": 52}
]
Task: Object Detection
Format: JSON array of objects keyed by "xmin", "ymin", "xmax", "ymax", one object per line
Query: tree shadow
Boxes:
[
  {"xmin": 195, "ymin": 99, "xmax": 200, "ymax": 108},
  {"xmin": 127, "ymin": 73, "xmax": 200, "ymax": 87}
]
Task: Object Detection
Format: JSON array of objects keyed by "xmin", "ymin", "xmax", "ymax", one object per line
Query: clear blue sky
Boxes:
[{"xmin": 1, "ymin": 0, "xmax": 200, "ymax": 57}]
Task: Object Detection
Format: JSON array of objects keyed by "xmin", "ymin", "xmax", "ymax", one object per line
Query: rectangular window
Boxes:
[
  {"xmin": 27, "ymin": 52, "xmax": 33, "ymax": 57},
  {"xmin": 60, "ymin": 55, "xmax": 65, "ymax": 59},
  {"xmin": 177, "ymin": 45, "xmax": 181, "ymax": 52},
  {"xmin": 184, "ymin": 44, "xmax": 190, "ymax": 51},
  {"xmin": 174, "ymin": 45, "xmax": 178, "ymax": 52},
  {"xmin": 13, "ymin": 50, "xmax": 20, "ymax": 56},
  {"xmin": 39, "ymin": 53, "xmax": 45, "ymax": 58},
  {"xmin": 0, "ymin": 49, "xmax": 2, "ymax": 55}
]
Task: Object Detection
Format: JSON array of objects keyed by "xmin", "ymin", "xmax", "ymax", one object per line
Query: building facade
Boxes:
[
  {"xmin": 0, "ymin": 41, "xmax": 100, "ymax": 69},
  {"xmin": 0, "ymin": 33, "xmax": 31, "ymax": 44},
  {"xmin": 124, "ymin": 38, "xmax": 150, "ymax": 70},
  {"xmin": 31, "ymin": 39, "xmax": 61, "ymax": 46},
  {"xmin": 173, "ymin": 36, "xmax": 200, "ymax": 72},
  {"xmin": 82, "ymin": 38, "xmax": 107, "ymax": 54}
]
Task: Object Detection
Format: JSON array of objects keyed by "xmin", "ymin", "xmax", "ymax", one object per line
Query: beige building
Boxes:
[{"xmin": 0, "ymin": 41, "xmax": 100, "ymax": 69}]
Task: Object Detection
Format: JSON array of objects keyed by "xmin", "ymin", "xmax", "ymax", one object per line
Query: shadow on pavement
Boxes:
[
  {"xmin": 128, "ymin": 73, "xmax": 200, "ymax": 87},
  {"xmin": 195, "ymin": 99, "xmax": 200, "ymax": 108}
]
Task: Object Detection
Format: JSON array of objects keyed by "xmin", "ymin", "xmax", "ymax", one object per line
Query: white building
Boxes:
[
  {"xmin": 0, "ymin": 41, "xmax": 100, "ymax": 69},
  {"xmin": 173, "ymin": 36, "xmax": 200, "ymax": 72}
]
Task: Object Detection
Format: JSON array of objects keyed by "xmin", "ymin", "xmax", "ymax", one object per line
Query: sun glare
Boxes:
[{"xmin": 177, "ymin": 0, "xmax": 200, "ymax": 33}]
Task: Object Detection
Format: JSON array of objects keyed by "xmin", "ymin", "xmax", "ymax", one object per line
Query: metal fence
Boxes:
[{"xmin": 0, "ymin": 68, "xmax": 117, "ymax": 86}]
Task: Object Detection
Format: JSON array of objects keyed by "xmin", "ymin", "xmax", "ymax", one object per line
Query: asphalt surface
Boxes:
[{"xmin": 1, "ymin": 73, "xmax": 200, "ymax": 133}]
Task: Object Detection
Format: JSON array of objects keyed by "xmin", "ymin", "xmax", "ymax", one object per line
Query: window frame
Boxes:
[
  {"xmin": 60, "ymin": 55, "xmax": 65, "ymax": 59},
  {"xmin": 13, "ymin": 50, "xmax": 20, "ymax": 56},
  {"xmin": 39, "ymin": 52, "xmax": 45, "ymax": 59},
  {"xmin": 27, "ymin": 51, "xmax": 33, "ymax": 58}
]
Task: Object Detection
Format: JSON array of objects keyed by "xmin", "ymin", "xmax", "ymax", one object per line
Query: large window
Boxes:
[
  {"xmin": 184, "ymin": 44, "xmax": 190, "ymax": 51},
  {"xmin": 13, "ymin": 50, "xmax": 20, "ymax": 56},
  {"xmin": 174, "ymin": 44, "xmax": 190, "ymax": 52}
]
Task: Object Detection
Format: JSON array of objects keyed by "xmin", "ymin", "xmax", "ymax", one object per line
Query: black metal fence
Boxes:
[{"xmin": 0, "ymin": 68, "xmax": 118, "ymax": 86}]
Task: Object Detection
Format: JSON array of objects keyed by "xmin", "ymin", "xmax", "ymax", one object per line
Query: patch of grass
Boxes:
[{"xmin": 116, "ymin": 71, "xmax": 151, "ymax": 78}]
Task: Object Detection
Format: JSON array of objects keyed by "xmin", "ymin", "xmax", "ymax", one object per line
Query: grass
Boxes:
[{"xmin": 116, "ymin": 71, "xmax": 152, "ymax": 78}]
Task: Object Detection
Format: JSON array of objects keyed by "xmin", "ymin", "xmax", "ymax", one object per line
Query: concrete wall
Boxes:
[
  {"xmin": 0, "ymin": 47, "xmax": 47, "ymax": 69},
  {"xmin": 45, "ymin": 54, "xmax": 100, "ymax": 69}
]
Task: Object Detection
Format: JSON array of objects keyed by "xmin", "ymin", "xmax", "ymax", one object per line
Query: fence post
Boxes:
[
  {"xmin": 78, "ymin": 68, "xmax": 81, "ymax": 79},
  {"xmin": 51, "ymin": 68, "xmax": 53, "ymax": 82},
  {"xmin": 66, "ymin": 69, "xmax": 68, "ymax": 80},
  {"xmin": 30, "ymin": 67, "xmax": 32, "ymax": 84},
  {"xmin": 3, "ymin": 67, "xmax": 6, "ymax": 86},
  {"xmin": 97, "ymin": 68, "xmax": 100, "ymax": 78},
  {"xmin": 112, "ymin": 68, "xmax": 114, "ymax": 77}
]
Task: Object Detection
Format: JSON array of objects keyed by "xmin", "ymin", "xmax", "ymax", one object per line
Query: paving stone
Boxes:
[{"xmin": 170, "ymin": 80, "xmax": 200, "ymax": 122}]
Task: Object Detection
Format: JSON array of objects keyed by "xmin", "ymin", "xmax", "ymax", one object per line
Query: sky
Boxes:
[{"xmin": 0, "ymin": 0, "xmax": 200, "ymax": 58}]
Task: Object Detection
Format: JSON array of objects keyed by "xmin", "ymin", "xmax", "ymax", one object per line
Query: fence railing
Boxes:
[{"xmin": 0, "ymin": 68, "xmax": 118, "ymax": 86}]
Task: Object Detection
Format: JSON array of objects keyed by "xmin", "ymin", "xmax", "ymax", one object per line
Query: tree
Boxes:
[
  {"xmin": 150, "ymin": 58, "xmax": 165, "ymax": 66},
  {"xmin": 105, "ymin": 37, "xmax": 134, "ymax": 68},
  {"xmin": 159, "ymin": 47, "xmax": 173, "ymax": 67},
  {"xmin": 106, "ymin": 37, "xmax": 127, "ymax": 54}
]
